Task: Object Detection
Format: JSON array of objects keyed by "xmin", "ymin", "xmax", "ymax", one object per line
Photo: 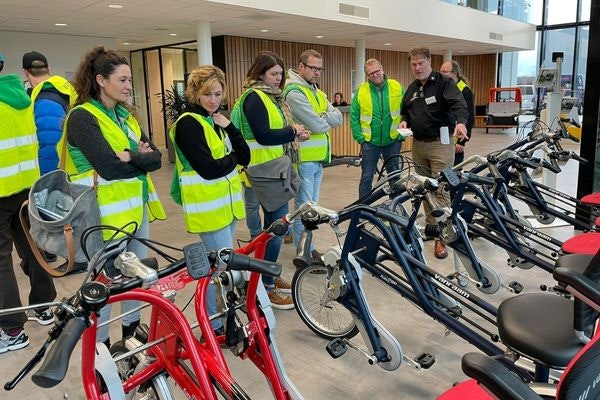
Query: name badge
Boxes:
[{"xmin": 425, "ymin": 96, "xmax": 437, "ymax": 105}]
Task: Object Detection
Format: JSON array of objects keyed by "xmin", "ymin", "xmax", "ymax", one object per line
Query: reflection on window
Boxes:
[
  {"xmin": 580, "ymin": 0, "xmax": 590, "ymax": 21},
  {"xmin": 546, "ymin": 0, "xmax": 577, "ymax": 24}
]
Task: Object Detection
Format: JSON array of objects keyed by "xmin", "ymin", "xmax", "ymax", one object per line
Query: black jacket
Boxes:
[{"xmin": 400, "ymin": 71, "xmax": 468, "ymax": 141}]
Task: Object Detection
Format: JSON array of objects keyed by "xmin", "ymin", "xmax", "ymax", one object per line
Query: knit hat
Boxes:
[{"xmin": 22, "ymin": 51, "xmax": 48, "ymax": 69}]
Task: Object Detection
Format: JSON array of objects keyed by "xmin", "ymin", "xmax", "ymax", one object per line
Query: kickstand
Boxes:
[{"xmin": 4, "ymin": 334, "xmax": 55, "ymax": 390}]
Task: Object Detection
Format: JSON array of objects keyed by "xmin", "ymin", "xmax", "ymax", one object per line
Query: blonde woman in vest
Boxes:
[
  {"xmin": 61, "ymin": 46, "xmax": 166, "ymax": 347},
  {"xmin": 0, "ymin": 59, "xmax": 56, "ymax": 354},
  {"xmin": 170, "ymin": 65, "xmax": 250, "ymax": 333},
  {"xmin": 235, "ymin": 51, "xmax": 309, "ymax": 309},
  {"xmin": 350, "ymin": 58, "xmax": 406, "ymax": 198}
]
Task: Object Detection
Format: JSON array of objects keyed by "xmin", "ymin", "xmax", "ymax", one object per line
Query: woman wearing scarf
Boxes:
[
  {"xmin": 236, "ymin": 51, "xmax": 309, "ymax": 309},
  {"xmin": 170, "ymin": 65, "xmax": 250, "ymax": 334}
]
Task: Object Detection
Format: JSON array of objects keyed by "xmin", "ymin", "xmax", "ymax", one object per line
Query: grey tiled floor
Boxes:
[{"xmin": 2, "ymin": 125, "xmax": 583, "ymax": 399}]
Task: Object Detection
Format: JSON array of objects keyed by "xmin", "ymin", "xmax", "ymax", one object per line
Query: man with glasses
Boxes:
[
  {"xmin": 284, "ymin": 49, "xmax": 342, "ymax": 260},
  {"xmin": 440, "ymin": 60, "xmax": 475, "ymax": 166},
  {"xmin": 400, "ymin": 47, "xmax": 468, "ymax": 259},
  {"xmin": 350, "ymin": 58, "xmax": 406, "ymax": 198}
]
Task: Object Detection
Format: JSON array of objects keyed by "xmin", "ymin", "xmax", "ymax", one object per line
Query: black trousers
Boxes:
[{"xmin": 0, "ymin": 189, "xmax": 56, "ymax": 331}]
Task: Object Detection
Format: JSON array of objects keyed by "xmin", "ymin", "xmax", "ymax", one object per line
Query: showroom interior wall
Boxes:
[
  {"xmin": 0, "ymin": 31, "xmax": 112, "ymax": 77},
  {"xmin": 221, "ymin": 35, "xmax": 497, "ymax": 156}
]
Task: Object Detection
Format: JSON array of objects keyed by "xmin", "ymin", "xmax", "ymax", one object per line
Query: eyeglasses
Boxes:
[
  {"xmin": 302, "ymin": 63, "xmax": 325, "ymax": 73},
  {"xmin": 367, "ymin": 69, "xmax": 382, "ymax": 77}
]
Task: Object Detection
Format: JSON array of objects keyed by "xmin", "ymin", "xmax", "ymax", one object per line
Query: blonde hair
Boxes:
[
  {"xmin": 185, "ymin": 65, "xmax": 228, "ymax": 107},
  {"xmin": 364, "ymin": 58, "xmax": 382, "ymax": 74}
]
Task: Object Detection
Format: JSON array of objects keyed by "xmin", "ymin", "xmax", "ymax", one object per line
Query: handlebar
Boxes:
[
  {"xmin": 27, "ymin": 246, "xmax": 282, "ymax": 389},
  {"xmin": 31, "ymin": 317, "xmax": 87, "ymax": 388}
]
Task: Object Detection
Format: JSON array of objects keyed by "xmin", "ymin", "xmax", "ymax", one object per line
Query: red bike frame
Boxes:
[{"xmin": 80, "ymin": 216, "xmax": 296, "ymax": 400}]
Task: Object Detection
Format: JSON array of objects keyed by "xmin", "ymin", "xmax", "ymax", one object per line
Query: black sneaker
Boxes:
[
  {"xmin": 0, "ymin": 329, "xmax": 29, "ymax": 353},
  {"xmin": 55, "ymin": 261, "xmax": 88, "ymax": 275},
  {"xmin": 26, "ymin": 309, "xmax": 55, "ymax": 326}
]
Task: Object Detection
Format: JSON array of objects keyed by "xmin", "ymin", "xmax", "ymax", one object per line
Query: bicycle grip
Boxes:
[
  {"xmin": 31, "ymin": 316, "xmax": 87, "ymax": 388},
  {"xmin": 293, "ymin": 230, "xmax": 312, "ymax": 269},
  {"xmin": 570, "ymin": 151, "xmax": 587, "ymax": 164},
  {"xmin": 226, "ymin": 251, "xmax": 282, "ymax": 277},
  {"xmin": 543, "ymin": 158, "xmax": 561, "ymax": 174},
  {"xmin": 486, "ymin": 163, "xmax": 504, "ymax": 184},
  {"xmin": 462, "ymin": 172, "xmax": 496, "ymax": 186}
]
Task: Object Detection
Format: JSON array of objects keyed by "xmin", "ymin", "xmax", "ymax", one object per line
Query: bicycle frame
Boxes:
[
  {"xmin": 84, "ymin": 222, "xmax": 301, "ymax": 400},
  {"xmin": 334, "ymin": 206, "xmax": 505, "ymax": 362}
]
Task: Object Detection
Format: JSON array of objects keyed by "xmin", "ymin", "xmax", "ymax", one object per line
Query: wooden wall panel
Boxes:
[{"xmin": 222, "ymin": 36, "xmax": 497, "ymax": 155}]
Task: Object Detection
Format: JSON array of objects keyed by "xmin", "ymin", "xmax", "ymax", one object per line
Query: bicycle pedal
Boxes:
[
  {"xmin": 326, "ymin": 338, "xmax": 347, "ymax": 359},
  {"xmin": 508, "ymin": 280, "xmax": 524, "ymax": 294},
  {"xmin": 414, "ymin": 352, "xmax": 435, "ymax": 369},
  {"xmin": 183, "ymin": 241, "xmax": 211, "ymax": 279}
]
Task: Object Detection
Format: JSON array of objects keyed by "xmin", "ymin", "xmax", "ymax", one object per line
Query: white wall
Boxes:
[
  {"xmin": 214, "ymin": 0, "xmax": 536, "ymax": 52},
  {"xmin": 0, "ymin": 31, "xmax": 113, "ymax": 77}
]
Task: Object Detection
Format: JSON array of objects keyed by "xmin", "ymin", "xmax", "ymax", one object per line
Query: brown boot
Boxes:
[{"xmin": 434, "ymin": 239, "xmax": 448, "ymax": 259}]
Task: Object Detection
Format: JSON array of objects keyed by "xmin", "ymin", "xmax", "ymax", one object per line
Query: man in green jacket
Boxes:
[{"xmin": 351, "ymin": 58, "xmax": 405, "ymax": 198}]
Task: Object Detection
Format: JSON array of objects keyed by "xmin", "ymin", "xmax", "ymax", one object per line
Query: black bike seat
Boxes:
[{"xmin": 498, "ymin": 293, "xmax": 583, "ymax": 368}]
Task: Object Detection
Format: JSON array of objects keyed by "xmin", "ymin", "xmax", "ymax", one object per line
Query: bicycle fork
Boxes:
[{"xmin": 323, "ymin": 247, "xmax": 434, "ymax": 371}]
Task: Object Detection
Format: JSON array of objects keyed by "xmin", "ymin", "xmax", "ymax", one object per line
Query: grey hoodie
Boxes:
[{"xmin": 284, "ymin": 69, "xmax": 342, "ymax": 134}]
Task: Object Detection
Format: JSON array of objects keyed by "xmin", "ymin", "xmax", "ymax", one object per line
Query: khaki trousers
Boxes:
[{"xmin": 411, "ymin": 139, "xmax": 455, "ymax": 225}]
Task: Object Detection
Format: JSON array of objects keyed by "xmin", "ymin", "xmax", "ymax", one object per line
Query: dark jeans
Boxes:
[
  {"xmin": 261, "ymin": 202, "xmax": 288, "ymax": 287},
  {"xmin": 453, "ymin": 151, "xmax": 465, "ymax": 166},
  {"xmin": 0, "ymin": 189, "xmax": 56, "ymax": 331},
  {"xmin": 359, "ymin": 141, "xmax": 401, "ymax": 198}
]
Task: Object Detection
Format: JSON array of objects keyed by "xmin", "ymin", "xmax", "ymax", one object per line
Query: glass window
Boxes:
[
  {"xmin": 502, "ymin": 0, "xmax": 539, "ymax": 22},
  {"xmin": 580, "ymin": 0, "xmax": 590, "ymax": 21},
  {"xmin": 541, "ymin": 28, "xmax": 575, "ymax": 79},
  {"xmin": 575, "ymin": 26, "xmax": 588, "ymax": 113},
  {"xmin": 546, "ymin": 0, "xmax": 577, "ymax": 25}
]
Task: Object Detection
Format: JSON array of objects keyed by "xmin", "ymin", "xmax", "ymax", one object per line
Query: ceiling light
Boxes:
[
  {"xmin": 54, "ymin": 23, "xmax": 67, "ymax": 26},
  {"xmin": 169, "ymin": 33, "xmax": 178, "ymax": 36},
  {"xmin": 260, "ymin": 29, "xmax": 269, "ymax": 33},
  {"xmin": 108, "ymin": 4, "xmax": 123, "ymax": 8},
  {"xmin": 122, "ymin": 42, "xmax": 130, "ymax": 45},
  {"xmin": 384, "ymin": 43, "xmax": 392, "ymax": 46},
  {"xmin": 316, "ymin": 35, "xmax": 323, "ymax": 38}
]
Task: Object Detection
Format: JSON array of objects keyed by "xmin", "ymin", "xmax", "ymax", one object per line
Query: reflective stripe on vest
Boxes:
[
  {"xmin": 287, "ymin": 85, "xmax": 330, "ymax": 163},
  {"xmin": 238, "ymin": 89, "xmax": 285, "ymax": 167},
  {"xmin": 357, "ymin": 79, "xmax": 403, "ymax": 142},
  {"xmin": 63, "ymin": 103, "xmax": 165, "ymax": 239},
  {"xmin": 30, "ymin": 75, "xmax": 77, "ymax": 107},
  {"xmin": 170, "ymin": 112, "xmax": 245, "ymax": 233},
  {"xmin": 0, "ymin": 101, "xmax": 40, "ymax": 197}
]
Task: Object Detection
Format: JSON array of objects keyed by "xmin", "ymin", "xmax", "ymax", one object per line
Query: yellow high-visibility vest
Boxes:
[
  {"xmin": 170, "ymin": 112, "xmax": 245, "ymax": 233},
  {"xmin": 59, "ymin": 102, "xmax": 165, "ymax": 240},
  {"xmin": 0, "ymin": 100, "xmax": 39, "ymax": 197},
  {"xmin": 357, "ymin": 79, "xmax": 403, "ymax": 142}
]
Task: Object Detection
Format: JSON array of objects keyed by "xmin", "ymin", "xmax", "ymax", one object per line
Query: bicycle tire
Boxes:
[
  {"xmin": 292, "ymin": 262, "xmax": 359, "ymax": 340},
  {"xmin": 110, "ymin": 340, "xmax": 174, "ymax": 400}
]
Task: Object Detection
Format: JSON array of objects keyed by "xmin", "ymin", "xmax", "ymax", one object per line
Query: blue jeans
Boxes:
[
  {"xmin": 200, "ymin": 222, "xmax": 237, "ymax": 330},
  {"xmin": 244, "ymin": 186, "xmax": 262, "ymax": 238},
  {"xmin": 97, "ymin": 209, "xmax": 149, "ymax": 343},
  {"xmin": 262, "ymin": 202, "xmax": 288, "ymax": 288},
  {"xmin": 359, "ymin": 141, "xmax": 401, "ymax": 198},
  {"xmin": 292, "ymin": 162, "xmax": 323, "ymax": 250}
]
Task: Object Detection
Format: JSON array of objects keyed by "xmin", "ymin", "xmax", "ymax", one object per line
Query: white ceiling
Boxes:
[{"xmin": 0, "ymin": 0, "xmax": 526, "ymax": 55}]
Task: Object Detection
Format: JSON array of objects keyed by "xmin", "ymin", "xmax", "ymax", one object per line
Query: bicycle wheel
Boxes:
[
  {"xmin": 292, "ymin": 262, "xmax": 358, "ymax": 340},
  {"xmin": 110, "ymin": 340, "xmax": 174, "ymax": 399}
]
